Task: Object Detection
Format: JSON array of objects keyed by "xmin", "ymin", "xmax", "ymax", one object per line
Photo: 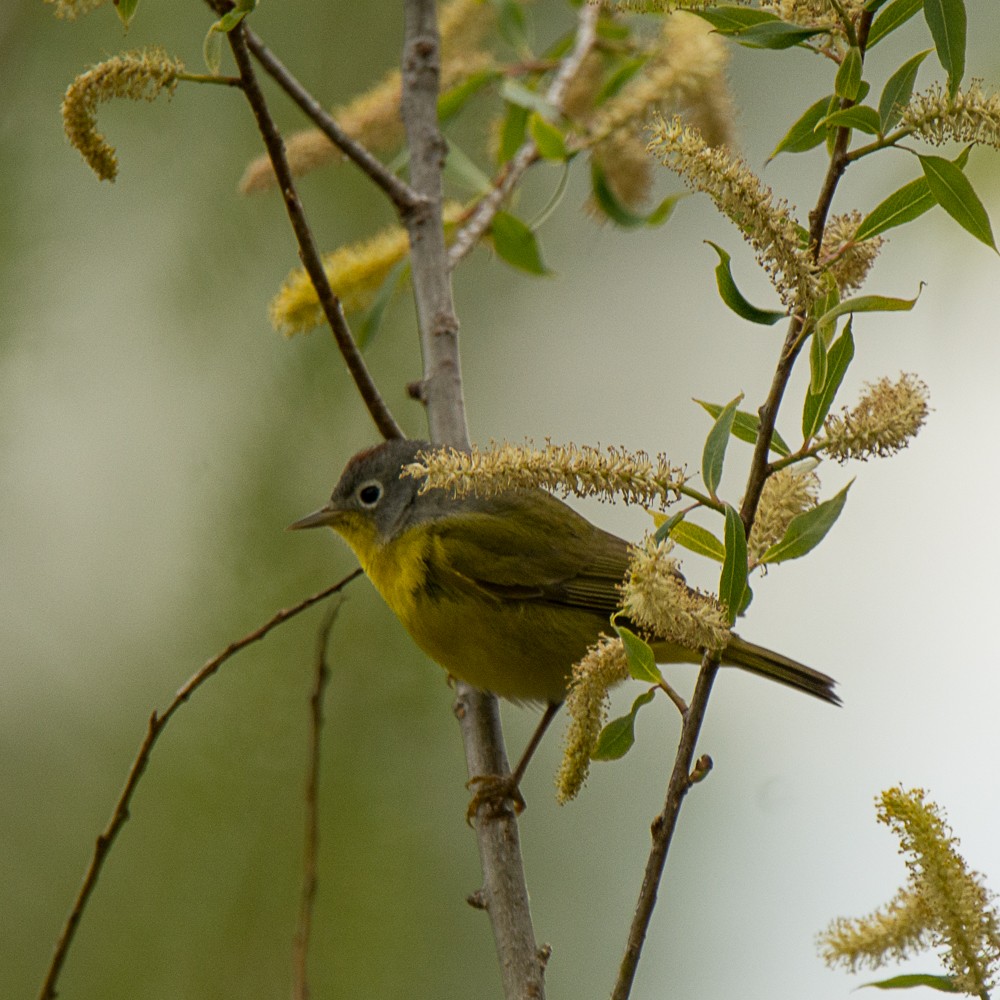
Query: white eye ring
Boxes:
[{"xmin": 356, "ymin": 480, "xmax": 383, "ymax": 508}]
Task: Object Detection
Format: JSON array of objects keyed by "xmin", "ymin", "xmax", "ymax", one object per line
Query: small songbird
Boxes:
[{"xmin": 291, "ymin": 439, "xmax": 838, "ymax": 813}]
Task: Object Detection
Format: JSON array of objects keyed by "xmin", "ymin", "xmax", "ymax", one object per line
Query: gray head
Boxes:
[{"xmin": 289, "ymin": 438, "xmax": 438, "ymax": 541}]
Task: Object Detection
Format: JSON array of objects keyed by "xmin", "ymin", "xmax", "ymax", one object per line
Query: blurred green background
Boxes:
[{"xmin": 5, "ymin": 2, "xmax": 1000, "ymax": 998}]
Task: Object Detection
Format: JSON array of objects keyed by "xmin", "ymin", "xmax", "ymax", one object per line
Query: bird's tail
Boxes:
[{"xmin": 723, "ymin": 634, "xmax": 840, "ymax": 706}]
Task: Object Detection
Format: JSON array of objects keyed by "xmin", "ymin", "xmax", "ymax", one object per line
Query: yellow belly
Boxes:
[{"xmin": 359, "ymin": 522, "xmax": 602, "ymax": 703}]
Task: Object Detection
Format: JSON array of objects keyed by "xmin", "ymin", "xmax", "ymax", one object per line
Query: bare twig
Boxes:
[
  {"xmin": 227, "ymin": 24, "xmax": 404, "ymax": 442},
  {"xmin": 612, "ymin": 657, "xmax": 720, "ymax": 1000},
  {"xmin": 292, "ymin": 599, "xmax": 344, "ymax": 1000},
  {"xmin": 37, "ymin": 571, "xmax": 362, "ymax": 1000},
  {"xmin": 243, "ymin": 29, "xmax": 424, "ymax": 216},
  {"xmin": 447, "ymin": 2, "xmax": 600, "ymax": 269}
]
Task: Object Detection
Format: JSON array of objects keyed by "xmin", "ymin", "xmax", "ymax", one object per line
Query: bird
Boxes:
[{"xmin": 290, "ymin": 438, "xmax": 838, "ymax": 811}]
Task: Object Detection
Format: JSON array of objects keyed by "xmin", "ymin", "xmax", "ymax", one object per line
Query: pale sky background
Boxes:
[{"xmin": 4, "ymin": 3, "xmax": 1000, "ymax": 999}]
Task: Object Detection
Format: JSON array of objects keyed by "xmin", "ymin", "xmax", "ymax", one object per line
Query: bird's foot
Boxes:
[{"xmin": 465, "ymin": 772, "xmax": 526, "ymax": 825}]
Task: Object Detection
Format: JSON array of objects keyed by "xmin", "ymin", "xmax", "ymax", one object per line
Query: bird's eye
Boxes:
[{"xmin": 357, "ymin": 481, "xmax": 382, "ymax": 507}]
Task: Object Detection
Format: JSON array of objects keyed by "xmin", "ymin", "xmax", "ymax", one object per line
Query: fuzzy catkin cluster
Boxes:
[
  {"xmin": 556, "ymin": 637, "xmax": 630, "ymax": 804},
  {"xmin": 824, "ymin": 374, "xmax": 929, "ymax": 462},
  {"xmin": 621, "ymin": 537, "xmax": 731, "ymax": 652},
  {"xmin": 748, "ymin": 466, "xmax": 819, "ymax": 562},
  {"xmin": 820, "ymin": 788, "xmax": 1000, "ymax": 996},
  {"xmin": 407, "ymin": 441, "xmax": 686, "ymax": 508},
  {"xmin": 900, "ymin": 82, "xmax": 1000, "ymax": 150},
  {"xmin": 648, "ymin": 115, "xmax": 820, "ymax": 311},
  {"xmin": 62, "ymin": 48, "xmax": 183, "ymax": 181}
]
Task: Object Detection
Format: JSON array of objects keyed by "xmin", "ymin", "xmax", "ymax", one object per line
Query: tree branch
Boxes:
[
  {"xmin": 243, "ymin": 29, "xmax": 424, "ymax": 216},
  {"xmin": 36, "ymin": 572, "xmax": 362, "ymax": 1000},
  {"xmin": 399, "ymin": 2, "xmax": 545, "ymax": 997},
  {"xmin": 227, "ymin": 24, "xmax": 404, "ymax": 442},
  {"xmin": 447, "ymin": 2, "xmax": 600, "ymax": 270},
  {"xmin": 612, "ymin": 658, "xmax": 720, "ymax": 1000}
]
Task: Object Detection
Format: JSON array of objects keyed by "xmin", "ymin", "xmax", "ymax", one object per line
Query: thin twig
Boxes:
[
  {"xmin": 292, "ymin": 599, "xmax": 343, "ymax": 1000},
  {"xmin": 740, "ymin": 10, "xmax": 874, "ymax": 536},
  {"xmin": 447, "ymin": 2, "xmax": 600, "ymax": 269},
  {"xmin": 37, "ymin": 571, "xmax": 362, "ymax": 1000},
  {"xmin": 612, "ymin": 657, "xmax": 720, "ymax": 1000},
  {"xmin": 227, "ymin": 24, "xmax": 404, "ymax": 442},
  {"xmin": 243, "ymin": 29, "xmax": 424, "ymax": 215}
]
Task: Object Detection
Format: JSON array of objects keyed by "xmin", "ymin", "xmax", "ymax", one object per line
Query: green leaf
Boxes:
[
  {"xmin": 589, "ymin": 161, "xmax": 682, "ymax": 229},
  {"xmin": 862, "ymin": 974, "xmax": 959, "ymax": 992},
  {"xmin": 760, "ymin": 481, "xmax": 852, "ymax": 564},
  {"xmin": 706, "ymin": 242, "xmax": 786, "ymax": 325},
  {"xmin": 815, "ymin": 289, "xmax": 921, "ymax": 327},
  {"xmin": 702, "ymin": 393, "xmax": 743, "ymax": 498},
  {"xmin": 529, "ymin": 112, "xmax": 569, "ymax": 161},
  {"xmin": 769, "ymin": 95, "xmax": 837, "ymax": 159},
  {"xmin": 203, "ymin": 26, "xmax": 224, "ymax": 75},
  {"xmin": 856, "ymin": 176, "xmax": 935, "ymax": 240},
  {"xmin": 497, "ymin": 0, "xmax": 531, "ymax": 54},
  {"xmin": 923, "ymin": 0, "xmax": 966, "ymax": 97},
  {"xmin": 809, "ymin": 321, "xmax": 828, "ymax": 394},
  {"xmin": 500, "ymin": 79, "xmax": 556, "ymax": 118},
  {"xmin": 438, "ymin": 70, "xmax": 501, "ymax": 123},
  {"xmin": 596, "ymin": 56, "xmax": 647, "ymax": 105},
  {"xmin": 670, "ymin": 521, "xmax": 726, "ymax": 562},
  {"xmin": 720, "ymin": 505, "xmax": 749, "ymax": 624},
  {"xmin": 919, "ymin": 153, "xmax": 997, "ymax": 250},
  {"xmin": 729, "ymin": 20, "xmax": 825, "ymax": 49},
  {"xmin": 615, "ymin": 625, "xmax": 664, "ymax": 685},
  {"xmin": 867, "ymin": 0, "xmax": 923, "ymax": 48},
  {"xmin": 592, "ymin": 689, "xmax": 656, "ymax": 761},
  {"xmin": 878, "ymin": 50, "xmax": 930, "ymax": 131},
  {"xmin": 653, "ymin": 509, "xmax": 686, "ymax": 544},
  {"xmin": 497, "ymin": 103, "xmax": 529, "ymax": 164},
  {"xmin": 444, "ymin": 141, "xmax": 493, "ymax": 195},
  {"xmin": 802, "ymin": 321, "xmax": 855, "ymax": 440},
  {"xmin": 691, "ymin": 7, "xmax": 780, "ymax": 32},
  {"xmin": 820, "ymin": 105, "xmax": 883, "ymax": 134},
  {"xmin": 114, "ymin": 0, "xmax": 140, "ymax": 29},
  {"xmin": 836, "ymin": 46, "xmax": 863, "ymax": 101},
  {"xmin": 864, "ymin": 0, "xmax": 894, "ymax": 12},
  {"xmin": 491, "ymin": 211, "xmax": 549, "ymax": 274},
  {"xmin": 695, "ymin": 399, "xmax": 791, "ymax": 457}
]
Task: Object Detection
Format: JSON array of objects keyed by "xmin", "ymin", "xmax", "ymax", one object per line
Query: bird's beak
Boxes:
[{"xmin": 287, "ymin": 505, "xmax": 338, "ymax": 531}]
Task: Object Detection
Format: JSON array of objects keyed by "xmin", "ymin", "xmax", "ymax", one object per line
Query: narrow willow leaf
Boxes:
[
  {"xmin": 919, "ymin": 153, "xmax": 997, "ymax": 250},
  {"xmin": 592, "ymin": 689, "xmax": 657, "ymax": 761},
  {"xmin": 862, "ymin": 973, "xmax": 959, "ymax": 992},
  {"xmin": 501, "ymin": 79, "xmax": 557, "ymax": 118},
  {"xmin": 596, "ymin": 56, "xmax": 647, "ymax": 105},
  {"xmin": 730, "ymin": 21, "xmax": 824, "ymax": 49},
  {"xmin": 444, "ymin": 141, "xmax": 493, "ymax": 195},
  {"xmin": 760, "ymin": 482, "xmax": 852, "ymax": 564},
  {"xmin": 816, "ymin": 289, "xmax": 921, "ymax": 327},
  {"xmin": 864, "ymin": 0, "xmax": 893, "ymax": 11},
  {"xmin": 878, "ymin": 50, "xmax": 930, "ymax": 130},
  {"xmin": 769, "ymin": 95, "xmax": 836, "ymax": 158},
  {"xmin": 497, "ymin": 103, "xmax": 529, "ymax": 164},
  {"xmin": 115, "ymin": 0, "xmax": 140, "ymax": 28},
  {"xmin": 653, "ymin": 509, "xmax": 686, "ymax": 544},
  {"xmin": 809, "ymin": 323, "xmax": 828, "ymax": 394},
  {"xmin": 491, "ymin": 211, "xmax": 549, "ymax": 274},
  {"xmin": 590, "ymin": 161, "xmax": 682, "ymax": 228},
  {"xmin": 670, "ymin": 521, "xmax": 726, "ymax": 562},
  {"xmin": 836, "ymin": 47, "xmax": 863, "ymax": 100},
  {"xmin": 868, "ymin": 0, "xmax": 923, "ymax": 48},
  {"xmin": 820, "ymin": 105, "xmax": 883, "ymax": 134},
  {"xmin": 695, "ymin": 399, "xmax": 791, "ymax": 457},
  {"xmin": 357, "ymin": 261, "xmax": 409, "ymax": 349},
  {"xmin": 923, "ymin": 0, "xmax": 966, "ymax": 97},
  {"xmin": 529, "ymin": 112, "xmax": 569, "ymax": 161},
  {"xmin": 439, "ymin": 70, "xmax": 501, "ymax": 122},
  {"xmin": 802, "ymin": 320, "xmax": 855, "ymax": 440},
  {"xmin": 720, "ymin": 505, "xmax": 749, "ymax": 624},
  {"xmin": 615, "ymin": 625, "xmax": 664, "ymax": 685},
  {"xmin": 702, "ymin": 394, "xmax": 743, "ymax": 497},
  {"xmin": 691, "ymin": 7, "xmax": 780, "ymax": 31},
  {"xmin": 706, "ymin": 242, "xmax": 786, "ymax": 325}
]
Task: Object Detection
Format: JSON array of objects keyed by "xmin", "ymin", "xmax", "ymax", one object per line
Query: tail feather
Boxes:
[{"xmin": 723, "ymin": 634, "xmax": 840, "ymax": 706}]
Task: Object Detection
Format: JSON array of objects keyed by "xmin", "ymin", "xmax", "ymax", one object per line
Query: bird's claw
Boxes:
[{"xmin": 465, "ymin": 773, "xmax": 526, "ymax": 825}]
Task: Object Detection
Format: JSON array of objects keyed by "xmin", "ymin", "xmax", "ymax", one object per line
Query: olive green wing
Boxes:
[{"xmin": 427, "ymin": 490, "xmax": 630, "ymax": 616}]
